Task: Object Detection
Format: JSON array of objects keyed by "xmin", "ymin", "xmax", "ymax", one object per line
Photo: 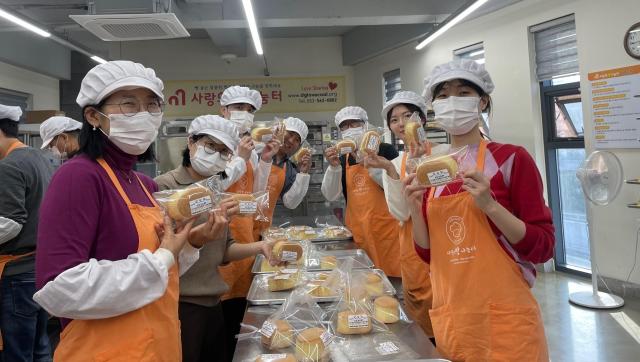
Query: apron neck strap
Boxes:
[
  {"xmin": 5, "ymin": 140, "xmax": 25, "ymax": 157},
  {"xmin": 97, "ymin": 158, "xmax": 133, "ymax": 206},
  {"xmin": 400, "ymin": 152, "xmax": 408, "ymax": 179},
  {"xmin": 97, "ymin": 158, "xmax": 157, "ymax": 207}
]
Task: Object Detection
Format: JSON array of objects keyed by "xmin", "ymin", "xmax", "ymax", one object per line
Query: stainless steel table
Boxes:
[{"xmin": 232, "ymin": 305, "xmax": 443, "ymax": 361}]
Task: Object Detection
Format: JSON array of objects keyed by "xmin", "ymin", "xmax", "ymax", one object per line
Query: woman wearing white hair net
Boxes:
[
  {"xmin": 321, "ymin": 106, "xmax": 401, "ymax": 278},
  {"xmin": 155, "ymin": 115, "xmax": 282, "ymax": 361},
  {"xmin": 364, "ymin": 90, "xmax": 449, "ymax": 339},
  {"xmin": 403, "ymin": 59, "xmax": 553, "ymax": 360},
  {"xmin": 34, "ymin": 61, "xmax": 229, "ymax": 361}
]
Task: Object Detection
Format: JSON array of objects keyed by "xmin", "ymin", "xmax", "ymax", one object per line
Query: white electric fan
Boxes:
[{"xmin": 570, "ymin": 150, "xmax": 624, "ymax": 309}]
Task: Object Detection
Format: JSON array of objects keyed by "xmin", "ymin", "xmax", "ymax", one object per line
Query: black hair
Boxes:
[
  {"xmin": 181, "ymin": 134, "xmax": 204, "ymax": 167},
  {"xmin": 0, "ymin": 118, "xmax": 19, "ymax": 138},
  {"xmin": 78, "ymin": 104, "xmax": 156, "ymax": 162},
  {"xmin": 181, "ymin": 134, "xmax": 227, "ymax": 179},
  {"xmin": 386, "ymin": 103, "xmax": 426, "ymax": 129}
]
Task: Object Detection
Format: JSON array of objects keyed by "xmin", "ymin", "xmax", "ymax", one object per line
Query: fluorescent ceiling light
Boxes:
[
  {"xmin": 469, "ymin": 49, "xmax": 485, "ymax": 57},
  {"xmin": 0, "ymin": 8, "xmax": 51, "ymax": 37},
  {"xmin": 416, "ymin": 0, "xmax": 488, "ymax": 50},
  {"xmin": 241, "ymin": 0, "xmax": 263, "ymax": 55},
  {"xmin": 91, "ymin": 56, "xmax": 107, "ymax": 64}
]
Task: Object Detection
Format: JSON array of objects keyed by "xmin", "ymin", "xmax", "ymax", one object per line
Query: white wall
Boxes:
[
  {"xmin": 354, "ymin": 0, "xmax": 640, "ymax": 283},
  {"xmin": 108, "ymin": 37, "xmax": 354, "ymax": 124},
  {"xmin": 0, "ymin": 60, "xmax": 60, "ymax": 110}
]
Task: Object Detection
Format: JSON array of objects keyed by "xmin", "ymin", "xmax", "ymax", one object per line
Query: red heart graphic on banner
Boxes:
[{"xmin": 328, "ymin": 82, "xmax": 338, "ymax": 90}]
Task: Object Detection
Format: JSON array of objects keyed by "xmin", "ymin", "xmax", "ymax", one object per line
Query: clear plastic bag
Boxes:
[
  {"xmin": 285, "ymin": 226, "xmax": 319, "ymax": 241},
  {"xmin": 313, "ymin": 216, "xmax": 352, "ymax": 239},
  {"xmin": 291, "ymin": 141, "xmax": 315, "ymax": 165},
  {"xmin": 153, "ymin": 175, "xmax": 224, "ymax": 222},
  {"xmin": 403, "ymin": 112, "xmax": 428, "ymax": 146},
  {"xmin": 406, "ymin": 145, "xmax": 472, "ymax": 187},
  {"xmin": 238, "ymin": 289, "xmax": 336, "ymax": 362},
  {"xmin": 215, "ymin": 190, "xmax": 270, "ymax": 222},
  {"xmin": 251, "ymin": 118, "xmax": 287, "ymax": 144},
  {"xmin": 331, "ymin": 138, "xmax": 358, "ymax": 156}
]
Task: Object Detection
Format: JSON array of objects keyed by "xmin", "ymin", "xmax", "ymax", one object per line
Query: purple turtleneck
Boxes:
[{"xmin": 36, "ymin": 140, "xmax": 158, "ymax": 296}]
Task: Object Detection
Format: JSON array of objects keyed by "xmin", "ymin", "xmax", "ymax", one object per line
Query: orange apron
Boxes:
[
  {"xmin": 220, "ymin": 160, "xmax": 255, "ymax": 300},
  {"xmin": 252, "ymin": 163, "xmax": 287, "ymax": 240},
  {"xmin": 0, "ymin": 140, "xmax": 34, "ymax": 350},
  {"xmin": 345, "ymin": 156, "xmax": 400, "ymax": 277},
  {"xmin": 398, "ymin": 152, "xmax": 434, "ymax": 337},
  {"xmin": 54, "ymin": 158, "xmax": 181, "ymax": 362},
  {"xmin": 426, "ymin": 141, "xmax": 548, "ymax": 362}
]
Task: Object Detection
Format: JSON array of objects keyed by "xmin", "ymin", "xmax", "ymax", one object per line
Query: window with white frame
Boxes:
[{"xmin": 454, "ymin": 43, "xmax": 485, "ymax": 64}]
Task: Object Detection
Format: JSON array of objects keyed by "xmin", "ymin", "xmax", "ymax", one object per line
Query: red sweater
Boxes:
[{"xmin": 414, "ymin": 142, "xmax": 555, "ymax": 285}]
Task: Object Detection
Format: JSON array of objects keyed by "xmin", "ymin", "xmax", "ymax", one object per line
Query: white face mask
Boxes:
[
  {"xmin": 432, "ymin": 96, "xmax": 481, "ymax": 136},
  {"xmin": 99, "ymin": 111, "xmax": 162, "ymax": 155},
  {"xmin": 190, "ymin": 146, "xmax": 228, "ymax": 177},
  {"xmin": 341, "ymin": 126, "xmax": 365, "ymax": 141},
  {"xmin": 229, "ymin": 111, "xmax": 254, "ymax": 134},
  {"xmin": 50, "ymin": 145, "xmax": 67, "ymax": 161}
]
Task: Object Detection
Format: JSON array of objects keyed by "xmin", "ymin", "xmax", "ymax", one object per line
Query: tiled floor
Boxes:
[{"xmin": 533, "ymin": 272, "xmax": 640, "ymax": 362}]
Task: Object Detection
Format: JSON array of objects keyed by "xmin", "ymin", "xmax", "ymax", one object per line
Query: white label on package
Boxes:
[
  {"xmin": 281, "ymin": 268, "xmax": 298, "ymax": 274},
  {"xmin": 239, "ymin": 200, "xmax": 258, "ymax": 214},
  {"xmin": 339, "ymin": 146, "xmax": 353, "ymax": 155},
  {"xmin": 281, "ymin": 250, "xmax": 298, "ymax": 262},
  {"xmin": 305, "ymin": 230, "xmax": 316, "ymax": 235},
  {"xmin": 347, "ymin": 314, "xmax": 370, "ymax": 329},
  {"xmin": 366, "ymin": 135, "xmax": 380, "ymax": 150},
  {"xmin": 417, "ymin": 127, "xmax": 427, "ymax": 142},
  {"xmin": 375, "ymin": 341, "xmax": 400, "ymax": 355},
  {"xmin": 320, "ymin": 331, "xmax": 333, "ymax": 346},
  {"xmin": 427, "ymin": 169, "xmax": 453, "ymax": 185},
  {"xmin": 260, "ymin": 320, "xmax": 276, "ymax": 338},
  {"xmin": 259, "ymin": 354, "xmax": 287, "ymax": 362},
  {"xmin": 188, "ymin": 195, "xmax": 213, "ymax": 215},
  {"xmin": 261, "ymin": 134, "xmax": 273, "ymax": 142},
  {"xmin": 273, "ymin": 274, "xmax": 291, "ymax": 280}
]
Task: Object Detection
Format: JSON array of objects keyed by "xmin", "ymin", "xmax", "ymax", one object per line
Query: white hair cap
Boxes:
[
  {"xmin": 0, "ymin": 105, "xmax": 22, "ymax": 122},
  {"xmin": 189, "ymin": 115, "xmax": 240, "ymax": 151},
  {"xmin": 39, "ymin": 116, "xmax": 82, "ymax": 149},
  {"xmin": 334, "ymin": 106, "xmax": 368, "ymax": 128},
  {"xmin": 381, "ymin": 91, "xmax": 427, "ymax": 122},
  {"xmin": 220, "ymin": 86, "xmax": 262, "ymax": 111},
  {"xmin": 284, "ymin": 117, "xmax": 308, "ymax": 141},
  {"xmin": 422, "ymin": 59, "xmax": 494, "ymax": 107},
  {"xmin": 76, "ymin": 60, "xmax": 164, "ymax": 108}
]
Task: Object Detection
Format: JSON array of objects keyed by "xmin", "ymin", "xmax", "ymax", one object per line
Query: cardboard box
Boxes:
[{"xmin": 25, "ymin": 110, "xmax": 65, "ymax": 124}]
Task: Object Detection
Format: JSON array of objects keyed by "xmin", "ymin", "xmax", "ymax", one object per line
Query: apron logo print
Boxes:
[
  {"xmin": 239, "ymin": 175, "xmax": 248, "ymax": 189},
  {"xmin": 353, "ymin": 174, "xmax": 367, "ymax": 188},
  {"xmin": 445, "ymin": 216, "xmax": 466, "ymax": 246}
]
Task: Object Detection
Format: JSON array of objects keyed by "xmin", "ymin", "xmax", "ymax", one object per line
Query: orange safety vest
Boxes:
[
  {"xmin": 426, "ymin": 141, "xmax": 548, "ymax": 361},
  {"xmin": 345, "ymin": 156, "xmax": 401, "ymax": 277},
  {"xmin": 54, "ymin": 158, "xmax": 181, "ymax": 361},
  {"xmin": 220, "ymin": 160, "xmax": 255, "ymax": 300},
  {"xmin": 398, "ymin": 152, "xmax": 434, "ymax": 337},
  {"xmin": 252, "ymin": 163, "xmax": 287, "ymax": 240}
]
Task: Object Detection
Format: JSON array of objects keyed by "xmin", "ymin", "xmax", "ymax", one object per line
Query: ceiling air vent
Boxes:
[{"xmin": 69, "ymin": 13, "xmax": 190, "ymax": 41}]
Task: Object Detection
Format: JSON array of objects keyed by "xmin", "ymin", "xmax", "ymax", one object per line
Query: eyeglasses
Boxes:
[
  {"xmin": 103, "ymin": 97, "xmax": 164, "ymax": 116},
  {"xmin": 199, "ymin": 140, "xmax": 233, "ymax": 160},
  {"xmin": 339, "ymin": 120, "xmax": 365, "ymax": 132}
]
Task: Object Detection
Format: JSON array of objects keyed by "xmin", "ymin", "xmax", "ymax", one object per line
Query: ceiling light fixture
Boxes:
[
  {"xmin": 241, "ymin": 0, "xmax": 263, "ymax": 55},
  {"xmin": 0, "ymin": 8, "xmax": 51, "ymax": 37},
  {"xmin": 416, "ymin": 0, "xmax": 489, "ymax": 50}
]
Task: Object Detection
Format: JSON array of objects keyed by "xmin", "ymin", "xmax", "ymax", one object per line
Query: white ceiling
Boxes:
[{"xmin": 0, "ymin": 0, "xmax": 523, "ymax": 64}]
